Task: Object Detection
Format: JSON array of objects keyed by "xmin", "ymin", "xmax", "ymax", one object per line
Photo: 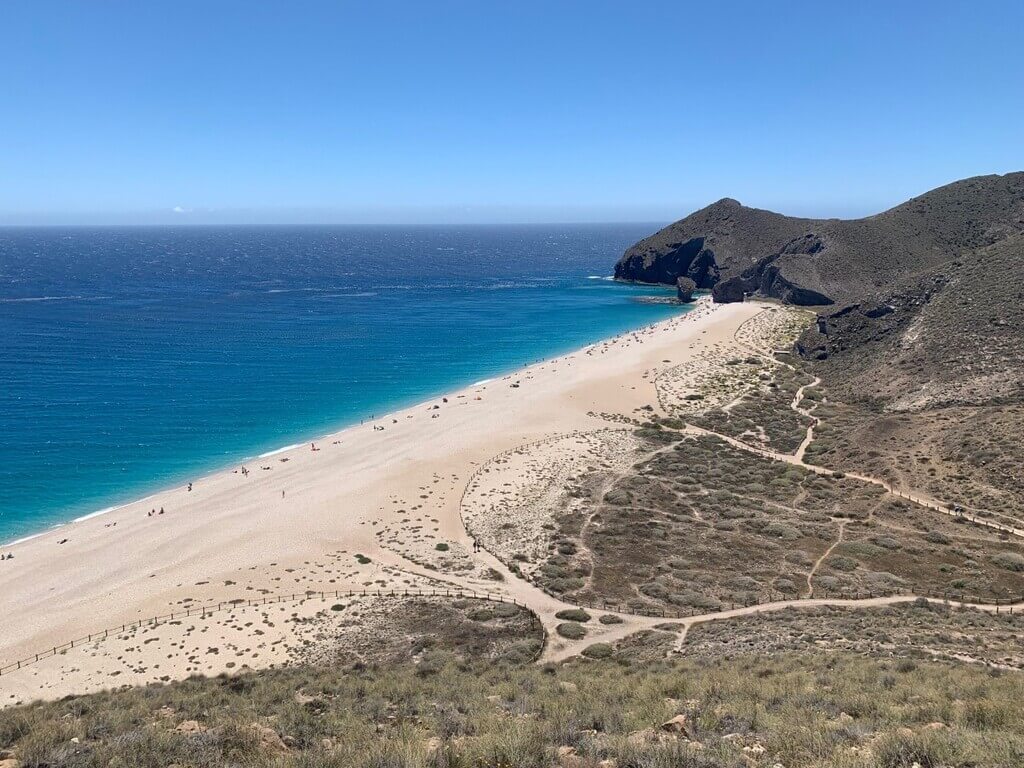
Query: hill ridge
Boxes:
[{"xmin": 614, "ymin": 171, "xmax": 1024, "ymax": 306}]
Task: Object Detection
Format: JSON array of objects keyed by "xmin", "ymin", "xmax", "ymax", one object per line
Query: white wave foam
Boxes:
[
  {"xmin": 73, "ymin": 506, "xmax": 118, "ymax": 523},
  {"xmin": 258, "ymin": 443, "xmax": 303, "ymax": 458},
  {"xmin": 0, "ymin": 295, "xmax": 111, "ymax": 303}
]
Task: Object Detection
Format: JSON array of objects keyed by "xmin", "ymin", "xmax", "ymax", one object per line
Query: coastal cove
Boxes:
[{"xmin": 0, "ymin": 224, "xmax": 682, "ymax": 543}]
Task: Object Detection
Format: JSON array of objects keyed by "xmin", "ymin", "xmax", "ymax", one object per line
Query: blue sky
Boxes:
[{"xmin": 2, "ymin": 1, "xmax": 1022, "ymax": 224}]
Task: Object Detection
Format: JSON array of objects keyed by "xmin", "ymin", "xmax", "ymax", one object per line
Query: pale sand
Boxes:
[{"xmin": 0, "ymin": 297, "xmax": 762, "ymax": 703}]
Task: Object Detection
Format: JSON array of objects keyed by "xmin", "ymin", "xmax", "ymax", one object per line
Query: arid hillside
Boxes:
[
  {"xmin": 614, "ymin": 172, "xmax": 1024, "ymax": 306},
  {"xmin": 797, "ymin": 233, "xmax": 1024, "ymax": 410}
]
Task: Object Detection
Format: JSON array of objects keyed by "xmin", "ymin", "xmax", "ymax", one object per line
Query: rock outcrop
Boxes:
[
  {"xmin": 794, "ymin": 234, "xmax": 1024, "ymax": 409},
  {"xmin": 615, "ymin": 172, "xmax": 1024, "ymax": 306},
  {"xmin": 676, "ymin": 277, "xmax": 697, "ymax": 302}
]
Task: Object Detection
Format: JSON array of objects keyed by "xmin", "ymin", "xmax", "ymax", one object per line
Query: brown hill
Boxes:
[
  {"xmin": 614, "ymin": 172, "xmax": 1024, "ymax": 306},
  {"xmin": 797, "ymin": 233, "xmax": 1024, "ymax": 409}
]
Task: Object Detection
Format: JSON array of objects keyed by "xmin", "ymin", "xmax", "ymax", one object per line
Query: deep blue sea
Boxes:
[{"xmin": 0, "ymin": 224, "xmax": 684, "ymax": 543}]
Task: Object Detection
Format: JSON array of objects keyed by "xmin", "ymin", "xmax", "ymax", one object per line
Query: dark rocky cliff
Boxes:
[{"xmin": 614, "ymin": 173, "xmax": 1024, "ymax": 306}]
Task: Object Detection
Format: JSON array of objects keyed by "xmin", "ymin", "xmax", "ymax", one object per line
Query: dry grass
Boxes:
[
  {"xmin": 526, "ymin": 430, "xmax": 1024, "ymax": 612},
  {"xmin": 2, "ymin": 650, "xmax": 1023, "ymax": 767},
  {"xmin": 683, "ymin": 601, "xmax": 1024, "ymax": 668}
]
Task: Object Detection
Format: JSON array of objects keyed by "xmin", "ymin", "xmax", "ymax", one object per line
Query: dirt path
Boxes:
[
  {"xmin": 792, "ymin": 376, "xmax": 821, "ymax": 462},
  {"xmin": 6, "ymin": 301, "xmax": 1023, "ymax": 700},
  {"xmin": 683, "ymin": 421, "xmax": 1024, "ymax": 539},
  {"xmin": 721, "ymin": 308, "xmax": 1024, "ymax": 538},
  {"xmin": 805, "ymin": 521, "xmax": 845, "ymax": 598},
  {"xmin": 543, "ymin": 592, "xmax": 1024, "ymax": 662}
]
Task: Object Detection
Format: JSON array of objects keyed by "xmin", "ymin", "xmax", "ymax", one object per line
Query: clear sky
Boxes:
[{"xmin": 2, "ymin": 1, "xmax": 1022, "ymax": 224}]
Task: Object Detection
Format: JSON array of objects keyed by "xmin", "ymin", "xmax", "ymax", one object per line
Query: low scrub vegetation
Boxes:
[{"xmin": 2, "ymin": 652, "xmax": 1022, "ymax": 767}]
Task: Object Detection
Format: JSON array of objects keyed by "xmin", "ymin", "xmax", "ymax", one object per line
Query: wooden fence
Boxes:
[
  {"xmin": 4, "ymin": 582, "xmax": 1019, "ymax": 679},
  {"xmin": 0, "ymin": 588, "xmax": 538, "ymax": 678}
]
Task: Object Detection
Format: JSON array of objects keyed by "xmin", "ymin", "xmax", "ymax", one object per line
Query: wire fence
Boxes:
[
  {"xmin": 2, "ymin": 579, "xmax": 1020, "ymax": 680},
  {"xmin": 0, "ymin": 587, "xmax": 538, "ymax": 678}
]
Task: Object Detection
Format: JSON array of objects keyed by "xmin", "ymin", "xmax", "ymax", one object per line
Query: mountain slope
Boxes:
[
  {"xmin": 796, "ymin": 234, "xmax": 1024, "ymax": 409},
  {"xmin": 614, "ymin": 172, "xmax": 1024, "ymax": 306}
]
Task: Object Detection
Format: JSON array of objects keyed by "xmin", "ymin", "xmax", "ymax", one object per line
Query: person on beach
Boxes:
[{"xmin": 187, "ymin": 482, "xmax": 192, "ymax": 492}]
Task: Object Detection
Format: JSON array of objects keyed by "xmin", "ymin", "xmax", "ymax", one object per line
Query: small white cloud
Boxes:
[{"xmin": 172, "ymin": 205, "xmax": 189, "ymax": 214}]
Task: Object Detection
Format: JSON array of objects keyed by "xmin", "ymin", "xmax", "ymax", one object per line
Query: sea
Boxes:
[{"xmin": 0, "ymin": 224, "xmax": 689, "ymax": 543}]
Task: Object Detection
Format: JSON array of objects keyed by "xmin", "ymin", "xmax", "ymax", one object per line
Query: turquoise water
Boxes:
[{"xmin": 0, "ymin": 224, "xmax": 684, "ymax": 542}]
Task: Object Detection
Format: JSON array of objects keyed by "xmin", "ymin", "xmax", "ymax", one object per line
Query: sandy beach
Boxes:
[{"xmin": 0, "ymin": 297, "xmax": 762, "ymax": 703}]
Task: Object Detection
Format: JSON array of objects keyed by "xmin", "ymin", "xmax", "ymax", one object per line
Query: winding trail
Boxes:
[
  {"xmin": 792, "ymin": 375, "xmax": 822, "ymax": 463},
  {"xmin": 681, "ymin": 423, "xmax": 1024, "ymax": 540},
  {"xmin": 805, "ymin": 521, "xmax": 845, "ymax": 598},
  {"xmin": 698, "ymin": 308, "xmax": 1024, "ymax": 541},
  {"xmin": 5, "ymin": 301, "xmax": 1024, "ymax": 701}
]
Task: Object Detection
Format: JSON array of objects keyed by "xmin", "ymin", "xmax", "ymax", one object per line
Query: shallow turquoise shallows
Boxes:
[{"xmin": 0, "ymin": 224, "xmax": 689, "ymax": 542}]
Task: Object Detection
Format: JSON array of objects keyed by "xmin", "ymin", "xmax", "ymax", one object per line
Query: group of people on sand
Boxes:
[
  {"xmin": 0, "ymin": 552, "xmax": 12, "ymax": 560},
  {"xmin": 147, "ymin": 508, "xmax": 165, "ymax": 517}
]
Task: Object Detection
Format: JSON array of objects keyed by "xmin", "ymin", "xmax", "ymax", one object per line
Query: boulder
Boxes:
[
  {"xmin": 660, "ymin": 714, "xmax": 693, "ymax": 736},
  {"xmin": 676, "ymin": 277, "xmax": 697, "ymax": 302},
  {"xmin": 250, "ymin": 724, "xmax": 289, "ymax": 752}
]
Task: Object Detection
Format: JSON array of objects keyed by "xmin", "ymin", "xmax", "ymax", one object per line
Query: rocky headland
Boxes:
[{"xmin": 615, "ymin": 172, "xmax": 1024, "ymax": 307}]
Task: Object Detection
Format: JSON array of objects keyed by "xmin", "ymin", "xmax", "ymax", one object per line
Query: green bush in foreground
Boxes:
[{"xmin": 1, "ymin": 652, "xmax": 1023, "ymax": 768}]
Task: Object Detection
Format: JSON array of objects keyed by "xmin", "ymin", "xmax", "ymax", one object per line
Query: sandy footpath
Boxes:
[{"xmin": 0, "ymin": 297, "xmax": 761, "ymax": 702}]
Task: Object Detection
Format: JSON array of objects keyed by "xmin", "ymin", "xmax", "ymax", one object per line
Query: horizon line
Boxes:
[{"xmin": 0, "ymin": 220, "xmax": 672, "ymax": 229}]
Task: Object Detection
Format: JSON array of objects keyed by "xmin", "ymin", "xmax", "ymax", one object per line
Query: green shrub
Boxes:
[
  {"xmin": 556, "ymin": 622, "xmax": 586, "ymax": 639},
  {"xmin": 581, "ymin": 643, "xmax": 614, "ymax": 659},
  {"xmin": 554, "ymin": 608, "xmax": 591, "ymax": 623},
  {"xmin": 992, "ymin": 551, "xmax": 1024, "ymax": 572}
]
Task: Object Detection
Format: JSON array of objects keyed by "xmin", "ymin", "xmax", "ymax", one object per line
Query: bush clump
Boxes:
[
  {"xmin": 581, "ymin": 643, "xmax": 614, "ymax": 659},
  {"xmin": 992, "ymin": 551, "xmax": 1024, "ymax": 572},
  {"xmin": 556, "ymin": 622, "xmax": 587, "ymax": 639},
  {"xmin": 555, "ymin": 608, "xmax": 591, "ymax": 623}
]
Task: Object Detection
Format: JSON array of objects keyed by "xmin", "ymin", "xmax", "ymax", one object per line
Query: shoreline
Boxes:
[
  {"xmin": 1, "ymin": 294, "xmax": 685, "ymax": 548},
  {"xmin": 0, "ymin": 296, "xmax": 763, "ymax": 702}
]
